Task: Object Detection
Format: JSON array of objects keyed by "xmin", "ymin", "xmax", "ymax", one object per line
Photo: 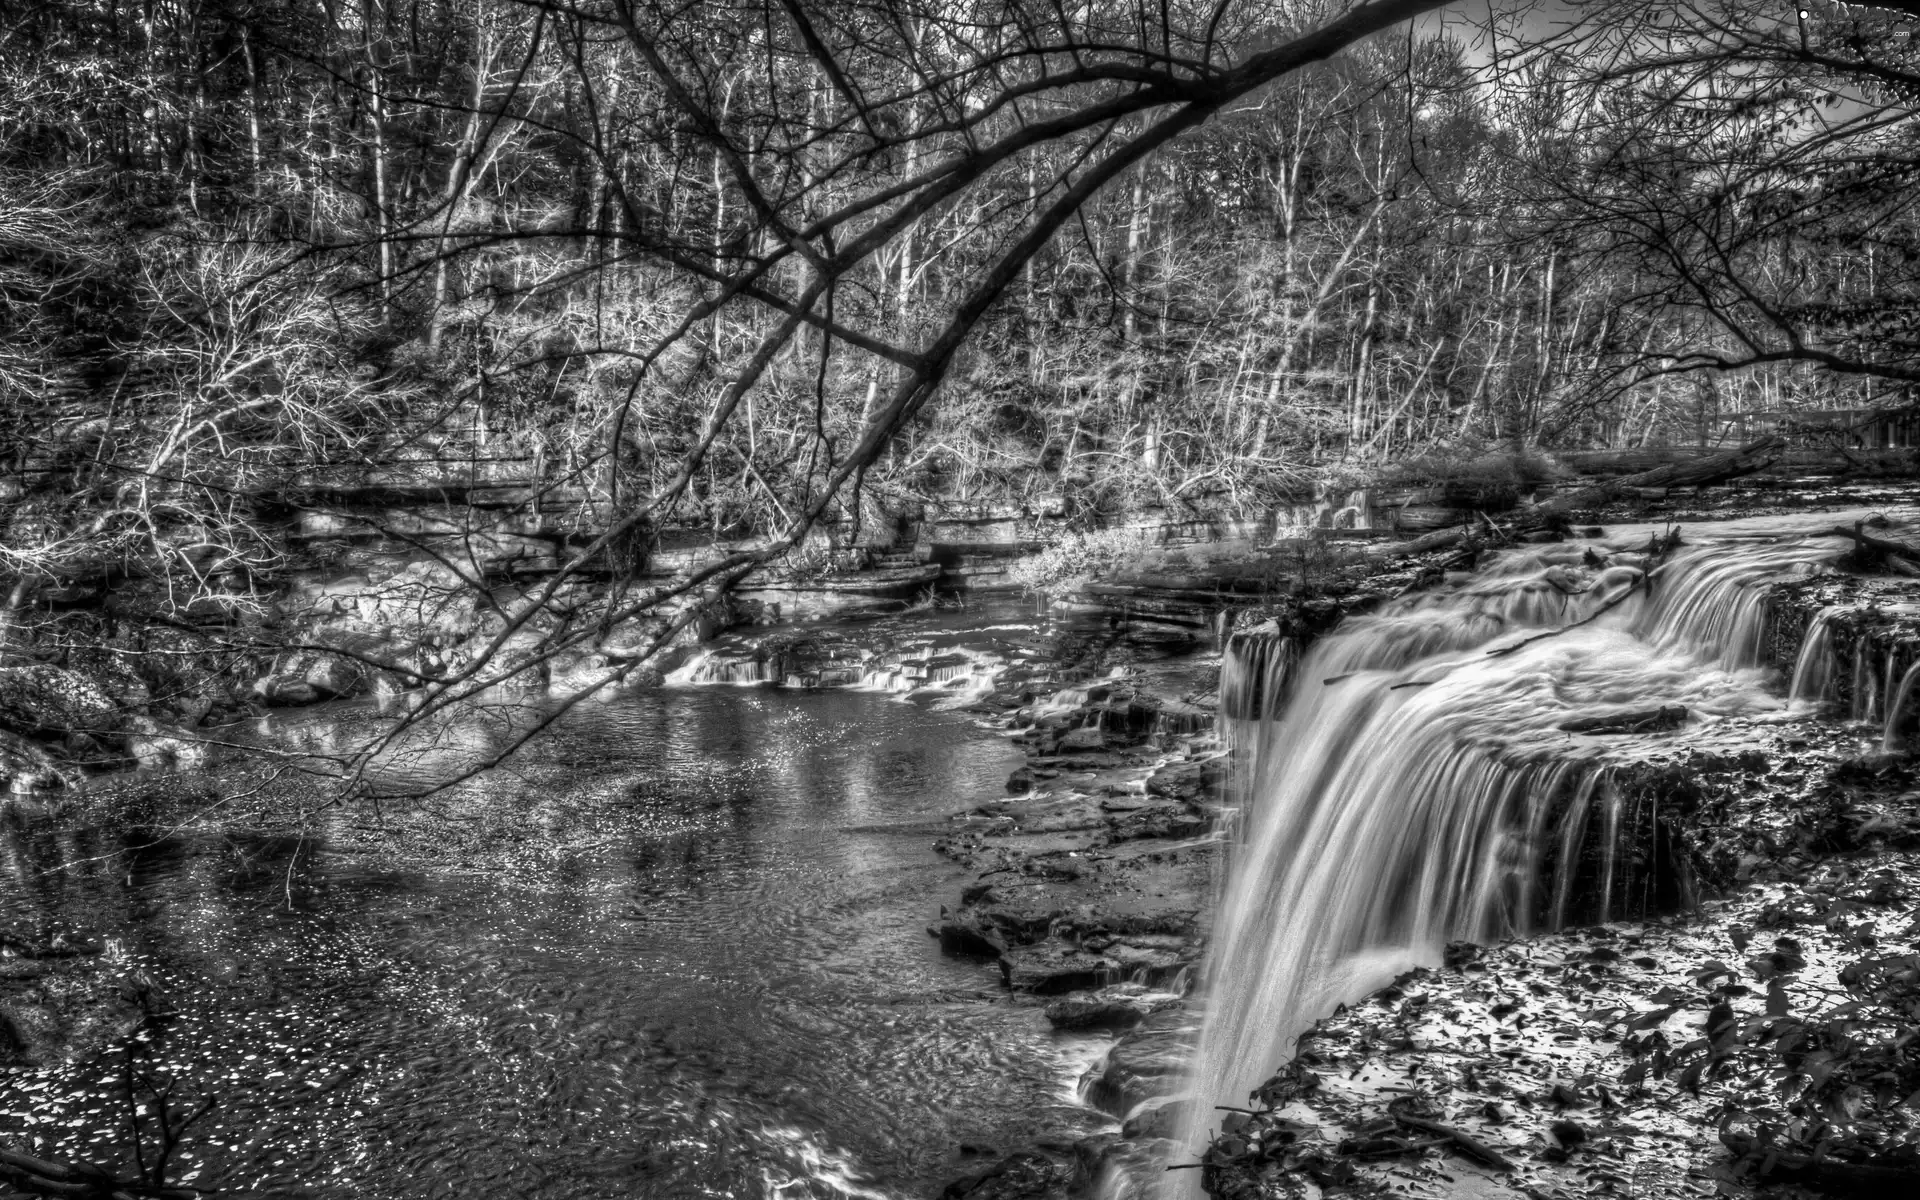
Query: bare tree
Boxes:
[
  {"xmin": 1507, "ymin": 0, "xmax": 1920, "ymax": 425},
  {"xmin": 301, "ymin": 0, "xmax": 1461, "ymax": 795}
]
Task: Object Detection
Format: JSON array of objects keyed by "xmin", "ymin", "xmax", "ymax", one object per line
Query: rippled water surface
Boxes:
[{"xmin": 1, "ymin": 644, "xmax": 1112, "ymax": 1198}]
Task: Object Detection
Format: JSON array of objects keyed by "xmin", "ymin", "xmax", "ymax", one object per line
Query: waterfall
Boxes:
[
  {"xmin": 1179, "ymin": 530, "xmax": 1842, "ymax": 1168},
  {"xmin": 1791, "ymin": 606, "xmax": 1840, "ymax": 703},
  {"xmin": 1216, "ymin": 631, "xmax": 1296, "ymax": 724},
  {"xmin": 1885, "ymin": 661, "xmax": 1920, "ymax": 753}
]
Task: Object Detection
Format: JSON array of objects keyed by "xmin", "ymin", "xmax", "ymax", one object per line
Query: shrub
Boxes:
[{"xmin": 1006, "ymin": 527, "xmax": 1158, "ymax": 595}]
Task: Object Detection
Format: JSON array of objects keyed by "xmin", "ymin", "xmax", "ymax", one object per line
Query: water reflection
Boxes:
[{"xmin": 2, "ymin": 684, "xmax": 1101, "ymax": 1199}]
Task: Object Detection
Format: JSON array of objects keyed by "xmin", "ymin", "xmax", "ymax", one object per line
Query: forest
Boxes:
[{"xmin": 3, "ymin": 0, "xmax": 1916, "ymax": 623}]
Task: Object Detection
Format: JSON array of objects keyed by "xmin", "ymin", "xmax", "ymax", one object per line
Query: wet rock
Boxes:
[
  {"xmin": 1120, "ymin": 1094, "xmax": 1187, "ymax": 1139},
  {"xmin": 1073, "ymin": 1133, "xmax": 1184, "ymax": 1197},
  {"xmin": 1104, "ymin": 803, "xmax": 1208, "ymax": 842},
  {"xmin": 1100, "ymin": 939, "xmax": 1191, "ymax": 981},
  {"xmin": 123, "ymin": 716, "xmax": 208, "ymax": 769},
  {"xmin": 939, "ymin": 921, "xmax": 1005, "ymax": 958},
  {"xmin": 939, "ymin": 1151, "xmax": 1068, "ymax": 1199},
  {"xmin": 1084, "ymin": 1007, "xmax": 1197, "ymax": 1116},
  {"xmin": 1043, "ymin": 985, "xmax": 1180, "ymax": 1031},
  {"xmin": 251, "ymin": 643, "xmax": 383, "ymax": 705},
  {"xmin": 999, "ymin": 941, "xmax": 1115, "ymax": 994},
  {"xmin": 1006, "ymin": 767, "xmax": 1036, "ymax": 794},
  {"xmin": 1144, "ymin": 756, "xmax": 1227, "ymax": 803},
  {"xmin": 256, "ymin": 676, "xmax": 322, "ymax": 706},
  {"xmin": 1044, "ymin": 996, "xmax": 1143, "ymax": 1030}
]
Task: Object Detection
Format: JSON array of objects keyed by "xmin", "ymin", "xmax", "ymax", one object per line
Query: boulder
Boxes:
[
  {"xmin": 0, "ymin": 666, "xmax": 128, "ymax": 743},
  {"xmin": 123, "ymin": 717, "xmax": 208, "ymax": 770},
  {"xmin": 1083, "ymin": 1008, "xmax": 1197, "ymax": 1116},
  {"xmin": 0, "ymin": 729, "xmax": 76, "ymax": 793},
  {"xmin": 135, "ymin": 626, "xmax": 236, "ymax": 706},
  {"xmin": 252, "ymin": 644, "xmax": 375, "ymax": 706},
  {"xmin": 64, "ymin": 650, "xmax": 150, "ymax": 715}
]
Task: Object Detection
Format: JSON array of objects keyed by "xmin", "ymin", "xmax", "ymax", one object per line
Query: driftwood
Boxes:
[
  {"xmin": 1338, "ymin": 1134, "xmax": 1450, "ymax": 1158},
  {"xmin": 0, "ymin": 1145, "xmax": 198, "ymax": 1199},
  {"xmin": 1558, "ymin": 705, "xmax": 1688, "ymax": 735},
  {"xmin": 1829, "ymin": 523, "xmax": 1920, "ymax": 575},
  {"xmin": 1369, "ymin": 436, "xmax": 1788, "ymax": 559},
  {"xmin": 1723, "ymin": 1132, "xmax": 1920, "ymax": 1197},
  {"xmin": 1388, "ymin": 1103, "xmax": 1515, "ymax": 1171},
  {"xmin": 1535, "ymin": 435, "xmax": 1787, "ymax": 515}
]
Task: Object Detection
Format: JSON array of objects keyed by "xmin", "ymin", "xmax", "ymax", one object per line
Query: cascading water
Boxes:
[
  {"xmin": 1791, "ymin": 606, "xmax": 1841, "ymax": 703},
  {"xmin": 1177, "ymin": 527, "xmax": 1847, "ymax": 1175}
]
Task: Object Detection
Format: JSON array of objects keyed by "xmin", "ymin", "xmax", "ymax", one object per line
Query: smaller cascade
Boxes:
[
  {"xmin": 1885, "ymin": 660, "xmax": 1920, "ymax": 753},
  {"xmin": 1038, "ymin": 685, "xmax": 1093, "ymax": 714},
  {"xmin": 1790, "ymin": 607, "xmax": 1842, "ymax": 704},
  {"xmin": 922, "ymin": 653, "xmax": 978, "ymax": 686},
  {"xmin": 1150, "ymin": 702, "xmax": 1214, "ymax": 743},
  {"xmin": 857, "ymin": 664, "xmax": 910, "ymax": 692},
  {"xmin": 1630, "ymin": 539, "xmax": 1836, "ymax": 669},
  {"xmin": 1217, "ymin": 629, "xmax": 1296, "ymax": 724},
  {"xmin": 665, "ymin": 648, "xmax": 782, "ymax": 686},
  {"xmin": 1853, "ymin": 650, "xmax": 1881, "ymax": 724}
]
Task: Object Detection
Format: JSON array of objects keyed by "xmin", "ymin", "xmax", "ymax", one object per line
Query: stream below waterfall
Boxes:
[{"xmin": 0, "ymin": 606, "xmax": 1133, "ymax": 1200}]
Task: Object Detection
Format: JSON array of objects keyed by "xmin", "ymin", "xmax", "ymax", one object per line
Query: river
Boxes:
[{"xmin": 0, "ymin": 609, "xmax": 1119, "ymax": 1198}]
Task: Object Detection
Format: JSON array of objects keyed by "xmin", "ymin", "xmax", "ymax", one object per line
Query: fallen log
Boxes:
[
  {"xmin": 1558, "ymin": 705, "xmax": 1688, "ymax": 735},
  {"xmin": 0, "ymin": 1144, "xmax": 199, "ymax": 1199},
  {"xmin": 1535, "ymin": 435, "xmax": 1787, "ymax": 515},
  {"xmin": 1829, "ymin": 523, "xmax": 1920, "ymax": 574},
  {"xmin": 1367, "ymin": 436, "xmax": 1788, "ymax": 559},
  {"xmin": 1338, "ymin": 1135, "xmax": 1450, "ymax": 1158}
]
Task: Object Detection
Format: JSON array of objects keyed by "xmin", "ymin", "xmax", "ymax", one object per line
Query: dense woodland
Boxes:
[{"xmin": 1, "ymin": 0, "xmax": 1918, "ymax": 622}]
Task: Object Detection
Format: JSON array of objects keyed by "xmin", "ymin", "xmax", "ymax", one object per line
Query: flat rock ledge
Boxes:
[{"xmin": 930, "ymin": 661, "xmax": 1226, "ymax": 1196}]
